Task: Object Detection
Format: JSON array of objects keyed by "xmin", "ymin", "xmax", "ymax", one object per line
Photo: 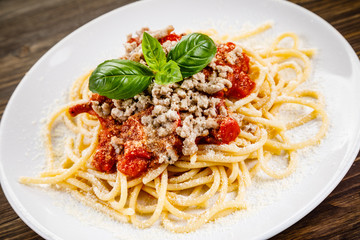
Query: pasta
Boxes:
[{"xmin": 20, "ymin": 23, "xmax": 328, "ymax": 233}]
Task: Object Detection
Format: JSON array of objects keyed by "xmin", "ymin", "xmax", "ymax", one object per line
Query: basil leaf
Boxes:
[
  {"xmin": 89, "ymin": 59, "xmax": 154, "ymax": 99},
  {"xmin": 167, "ymin": 33, "xmax": 217, "ymax": 78},
  {"xmin": 155, "ymin": 60, "xmax": 182, "ymax": 85},
  {"xmin": 142, "ymin": 32, "xmax": 166, "ymax": 72}
]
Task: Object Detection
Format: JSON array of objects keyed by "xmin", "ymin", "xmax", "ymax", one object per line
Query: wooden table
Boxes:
[{"xmin": 0, "ymin": 0, "xmax": 359, "ymax": 239}]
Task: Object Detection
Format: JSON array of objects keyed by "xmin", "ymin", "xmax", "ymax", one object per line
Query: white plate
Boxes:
[{"xmin": 1, "ymin": 0, "xmax": 360, "ymax": 239}]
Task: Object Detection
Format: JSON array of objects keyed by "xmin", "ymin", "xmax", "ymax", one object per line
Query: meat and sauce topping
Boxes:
[{"xmin": 69, "ymin": 26, "xmax": 255, "ymax": 177}]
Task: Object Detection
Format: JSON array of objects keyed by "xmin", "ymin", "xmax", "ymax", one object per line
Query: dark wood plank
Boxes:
[
  {"xmin": 0, "ymin": 0, "xmax": 359, "ymax": 239},
  {"xmin": 0, "ymin": 0, "xmax": 135, "ymax": 119}
]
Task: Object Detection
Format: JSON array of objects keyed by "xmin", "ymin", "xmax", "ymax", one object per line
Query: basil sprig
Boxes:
[
  {"xmin": 142, "ymin": 32, "xmax": 183, "ymax": 85},
  {"xmin": 89, "ymin": 59, "xmax": 154, "ymax": 100},
  {"xmin": 89, "ymin": 32, "xmax": 216, "ymax": 99},
  {"xmin": 168, "ymin": 33, "xmax": 217, "ymax": 78},
  {"xmin": 155, "ymin": 60, "xmax": 182, "ymax": 85},
  {"xmin": 142, "ymin": 32, "xmax": 167, "ymax": 71}
]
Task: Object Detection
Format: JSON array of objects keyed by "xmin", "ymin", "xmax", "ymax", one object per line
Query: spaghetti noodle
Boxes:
[{"xmin": 20, "ymin": 23, "xmax": 328, "ymax": 233}]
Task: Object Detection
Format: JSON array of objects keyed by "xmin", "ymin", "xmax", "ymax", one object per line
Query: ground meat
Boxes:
[
  {"xmin": 176, "ymin": 115, "xmax": 219, "ymax": 155},
  {"xmin": 111, "ymin": 93, "xmax": 152, "ymax": 123},
  {"xmin": 161, "ymin": 40, "xmax": 178, "ymax": 54},
  {"xmin": 145, "ymin": 80, "xmax": 232, "ymax": 156},
  {"xmin": 92, "ymin": 101, "xmax": 111, "ymax": 118}
]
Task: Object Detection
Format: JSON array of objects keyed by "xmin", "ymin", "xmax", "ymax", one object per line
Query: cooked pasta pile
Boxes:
[{"xmin": 20, "ymin": 23, "xmax": 328, "ymax": 233}]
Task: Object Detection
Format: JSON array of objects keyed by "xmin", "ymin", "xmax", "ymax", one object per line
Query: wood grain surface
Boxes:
[{"xmin": 0, "ymin": 0, "xmax": 359, "ymax": 239}]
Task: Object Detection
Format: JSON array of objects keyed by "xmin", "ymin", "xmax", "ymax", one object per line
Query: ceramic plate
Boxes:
[{"xmin": 1, "ymin": 0, "xmax": 360, "ymax": 239}]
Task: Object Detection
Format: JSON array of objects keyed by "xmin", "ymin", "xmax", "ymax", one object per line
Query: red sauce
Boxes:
[
  {"xmin": 202, "ymin": 67, "xmax": 213, "ymax": 79},
  {"xmin": 159, "ymin": 33, "xmax": 182, "ymax": 44},
  {"xmin": 69, "ymin": 102, "xmax": 94, "ymax": 117},
  {"xmin": 69, "ymin": 95, "xmax": 113, "ymax": 117},
  {"xmin": 118, "ymin": 117, "xmax": 152, "ymax": 177},
  {"xmin": 127, "ymin": 37, "xmax": 141, "ymax": 46},
  {"xmin": 118, "ymin": 153, "xmax": 149, "ymax": 178},
  {"xmin": 116, "ymin": 110, "xmax": 151, "ymax": 177},
  {"xmin": 213, "ymin": 42, "xmax": 255, "ymax": 100},
  {"xmin": 92, "ymin": 117, "xmax": 121, "ymax": 173},
  {"xmin": 227, "ymin": 70, "xmax": 254, "ymax": 99},
  {"xmin": 215, "ymin": 117, "xmax": 240, "ymax": 144}
]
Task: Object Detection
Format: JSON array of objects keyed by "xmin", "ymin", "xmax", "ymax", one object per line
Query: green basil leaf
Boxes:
[
  {"xmin": 167, "ymin": 33, "xmax": 217, "ymax": 78},
  {"xmin": 154, "ymin": 60, "xmax": 182, "ymax": 85},
  {"xmin": 142, "ymin": 32, "xmax": 166, "ymax": 72},
  {"xmin": 89, "ymin": 59, "xmax": 154, "ymax": 99}
]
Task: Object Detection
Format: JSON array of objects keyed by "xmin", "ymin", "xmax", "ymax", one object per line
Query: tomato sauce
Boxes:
[
  {"xmin": 92, "ymin": 117, "xmax": 121, "ymax": 173},
  {"xmin": 127, "ymin": 37, "xmax": 141, "ymax": 46},
  {"xmin": 214, "ymin": 42, "xmax": 255, "ymax": 100},
  {"xmin": 116, "ymin": 112, "xmax": 152, "ymax": 177},
  {"xmin": 69, "ymin": 102, "xmax": 94, "ymax": 117},
  {"xmin": 215, "ymin": 117, "xmax": 240, "ymax": 144},
  {"xmin": 159, "ymin": 33, "xmax": 182, "ymax": 44}
]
